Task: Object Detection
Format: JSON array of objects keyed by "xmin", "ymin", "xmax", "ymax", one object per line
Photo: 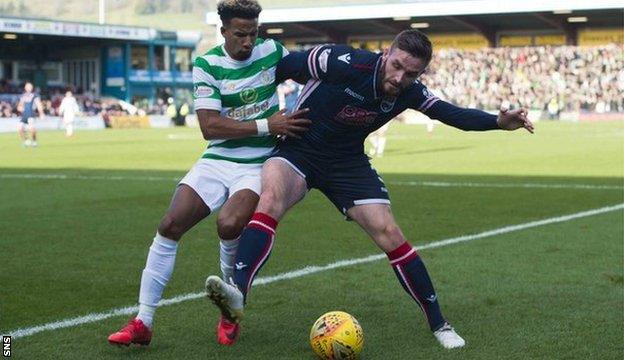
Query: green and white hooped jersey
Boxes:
[{"xmin": 193, "ymin": 38, "xmax": 288, "ymax": 164}]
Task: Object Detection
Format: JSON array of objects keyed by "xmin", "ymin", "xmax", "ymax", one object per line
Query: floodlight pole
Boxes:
[{"xmin": 99, "ymin": 0, "xmax": 106, "ymax": 24}]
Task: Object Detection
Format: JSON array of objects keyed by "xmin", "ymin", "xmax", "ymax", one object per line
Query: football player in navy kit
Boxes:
[
  {"xmin": 204, "ymin": 29, "xmax": 534, "ymax": 348},
  {"xmin": 17, "ymin": 82, "xmax": 44, "ymax": 147}
]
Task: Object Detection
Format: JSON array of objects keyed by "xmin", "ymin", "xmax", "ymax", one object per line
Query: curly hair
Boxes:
[{"xmin": 217, "ymin": 0, "xmax": 262, "ymax": 23}]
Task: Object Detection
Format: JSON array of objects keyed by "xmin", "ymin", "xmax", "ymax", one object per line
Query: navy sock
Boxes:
[
  {"xmin": 232, "ymin": 212, "xmax": 277, "ymax": 302},
  {"xmin": 387, "ymin": 242, "xmax": 446, "ymax": 331}
]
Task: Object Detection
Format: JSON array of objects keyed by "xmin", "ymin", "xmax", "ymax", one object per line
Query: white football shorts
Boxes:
[{"xmin": 179, "ymin": 158, "xmax": 262, "ymax": 211}]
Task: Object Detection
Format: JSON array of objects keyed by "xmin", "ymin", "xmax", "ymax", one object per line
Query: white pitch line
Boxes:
[
  {"xmin": 1, "ymin": 173, "xmax": 622, "ymax": 191},
  {"xmin": 389, "ymin": 180, "xmax": 624, "ymax": 191},
  {"xmin": 0, "ymin": 173, "xmax": 181, "ymax": 182},
  {"xmin": 5, "ymin": 203, "xmax": 623, "ymax": 339}
]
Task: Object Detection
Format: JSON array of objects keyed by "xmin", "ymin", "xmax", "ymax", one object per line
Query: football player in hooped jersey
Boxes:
[
  {"xmin": 204, "ymin": 29, "xmax": 534, "ymax": 349},
  {"xmin": 107, "ymin": 0, "xmax": 310, "ymax": 348}
]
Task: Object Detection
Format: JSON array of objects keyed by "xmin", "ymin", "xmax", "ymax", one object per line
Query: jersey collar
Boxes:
[
  {"xmin": 372, "ymin": 55, "xmax": 383, "ymax": 99},
  {"xmin": 221, "ymin": 44, "xmax": 253, "ymax": 65}
]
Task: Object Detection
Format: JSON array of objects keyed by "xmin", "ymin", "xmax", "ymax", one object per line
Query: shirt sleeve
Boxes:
[
  {"xmin": 192, "ymin": 56, "xmax": 222, "ymax": 111},
  {"xmin": 276, "ymin": 44, "xmax": 351, "ymax": 84},
  {"xmin": 409, "ymin": 82, "xmax": 499, "ymax": 131},
  {"xmin": 274, "ymin": 40, "xmax": 289, "ymax": 58}
]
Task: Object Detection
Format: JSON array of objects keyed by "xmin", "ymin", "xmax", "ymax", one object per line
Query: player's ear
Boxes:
[{"xmin": 381, "ymin": 48, "xmax": 390, "ymax": 63}]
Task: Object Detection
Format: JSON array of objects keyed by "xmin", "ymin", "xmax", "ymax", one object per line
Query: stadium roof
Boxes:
[
  {"xmin": 206, "ymin": 0, "xmax": 623, "ymax": 44},
  {"xmin": 207, "ymin": 0, "xmax": 623, "ymax": 24}
]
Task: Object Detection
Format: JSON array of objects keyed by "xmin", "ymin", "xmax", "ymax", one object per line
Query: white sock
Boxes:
[
  {"xmin": 137, "ymin": 232, "xmax": 178, "ymax": 328},
  {"xmin": 377, "ymin": 137, "xmax": 387, "ymax": 155},
  {"xmin": 220, "ymin": 236, "xmax": 240, "ymax": 281},
  {"xmin": 427, "ymin": 121, "xmax": 434, "ymax": 133}
]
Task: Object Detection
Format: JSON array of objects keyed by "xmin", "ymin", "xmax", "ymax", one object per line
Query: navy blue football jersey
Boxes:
[{"xmin": 276, "ymin": 44, "xmax": 498, "ymax": 158}]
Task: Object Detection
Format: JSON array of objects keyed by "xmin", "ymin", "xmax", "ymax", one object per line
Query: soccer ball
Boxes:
[{"xmin": 309, "ymin": 311, "xmax": 364, "ymax": 360}]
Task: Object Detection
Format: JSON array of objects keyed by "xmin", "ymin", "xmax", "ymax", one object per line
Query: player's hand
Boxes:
[
  {"xmin": 497, "ymin": 107, "xmax": 534, "ymax": 134},
  {"xmin": 267, "ymin": 108, "xmax": 312, "ymax": 139}
]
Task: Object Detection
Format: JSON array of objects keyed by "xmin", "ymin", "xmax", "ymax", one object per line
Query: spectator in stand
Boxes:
[
  {"xmin": 2, "ymin": 44, "xmax": 622, "ymax": 121},
  {"xmin": 421, "ymin": 44, "xmax": 623, "ymax": 113},
  {"xmin": 166, "ymin": 97, "xmax": 177, "ymax": 125}
]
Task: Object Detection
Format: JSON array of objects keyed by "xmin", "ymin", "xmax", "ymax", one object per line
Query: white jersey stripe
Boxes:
[
  {"xmin": 295, "ymin": 79, "xmax": 321, "ymax": 110},
  {"xmin": 201, "ymin": 41, "xmax": 277, "ymax": 69}
]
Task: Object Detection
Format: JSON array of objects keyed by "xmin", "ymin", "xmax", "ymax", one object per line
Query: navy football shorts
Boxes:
[{"xmin": 271, "ymin": 147, "xmax": 390, "ymax": 217}]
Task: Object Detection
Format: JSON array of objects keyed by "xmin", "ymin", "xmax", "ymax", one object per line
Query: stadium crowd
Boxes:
[
  {"xmin": 2, "ymin": 45, "xmax": 622, "ymax": 120},
  {"xmin": 422, "ymin": 44, "xmax": 624, "ymax": 114}
]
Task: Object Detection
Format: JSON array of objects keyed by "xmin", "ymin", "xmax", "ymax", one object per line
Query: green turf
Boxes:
[{"xmin": 0, "ymin": 121, "xmax": 622, "ymax": 359}]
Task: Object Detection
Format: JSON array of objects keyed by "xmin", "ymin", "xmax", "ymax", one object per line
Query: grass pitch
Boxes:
[{"xmin": 1, "ymin": 120, "xmax": 622, "ymax": 359}]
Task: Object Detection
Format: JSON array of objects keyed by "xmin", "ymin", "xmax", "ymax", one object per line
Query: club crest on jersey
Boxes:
[
  {"xmin": 380, "ymin": 97, "xmax": 396, "ymax": 113},
  {"xmin": 240, "ymin": 88, "xmax": 258, "ymax": 104},
  {"xmin": 260, "ymin": 68, "xmax": 273, "ymax": 84},
  {"xmin": 194, "ymin": 85, "xmax": 214, "ymax": 98},
  {"xmin": 422, "ymin": 88, "xmax": 434, "ymax": 98},
  {"xmin": 336, "ymin": 105, "xmax": 378, "ymax": 126}
]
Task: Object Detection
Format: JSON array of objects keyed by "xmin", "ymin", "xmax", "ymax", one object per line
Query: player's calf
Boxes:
[{"xmin": 386, "ymin": 242, "xmax": 447, "ymax": 331}]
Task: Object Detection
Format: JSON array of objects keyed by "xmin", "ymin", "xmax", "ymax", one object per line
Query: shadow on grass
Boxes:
[{"xmin": 1, "ymin": 167, "xmax": 623, "ymax": 185}]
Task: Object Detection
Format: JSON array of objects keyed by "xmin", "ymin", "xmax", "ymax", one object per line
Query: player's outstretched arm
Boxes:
[
  {"xmin": 197, "ymin": 109, "xmax": 311, "ymax": 140},
  {"xmin": 423, "ymin": 99, "xmax": 533, "ymax": 133},
  {"xmin": 496, "ymin": 108, "xmax": 534, "ymax": 133}
]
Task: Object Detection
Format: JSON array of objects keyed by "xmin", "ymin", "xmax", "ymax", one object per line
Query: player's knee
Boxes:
[
  {"xmin": 216, "ymin": 213, "xmax": 245, "ymax": 240},
  {"xmin": 157, "ymin": 214, "xmax": 184, "ymax": 240},
  {"xmin": 382, "ymin": 224, "xmax": 405, "ymax": 247},
  {"xmin": 256, "ymin": 190, "xmax": 285, "ymax": 218}
]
